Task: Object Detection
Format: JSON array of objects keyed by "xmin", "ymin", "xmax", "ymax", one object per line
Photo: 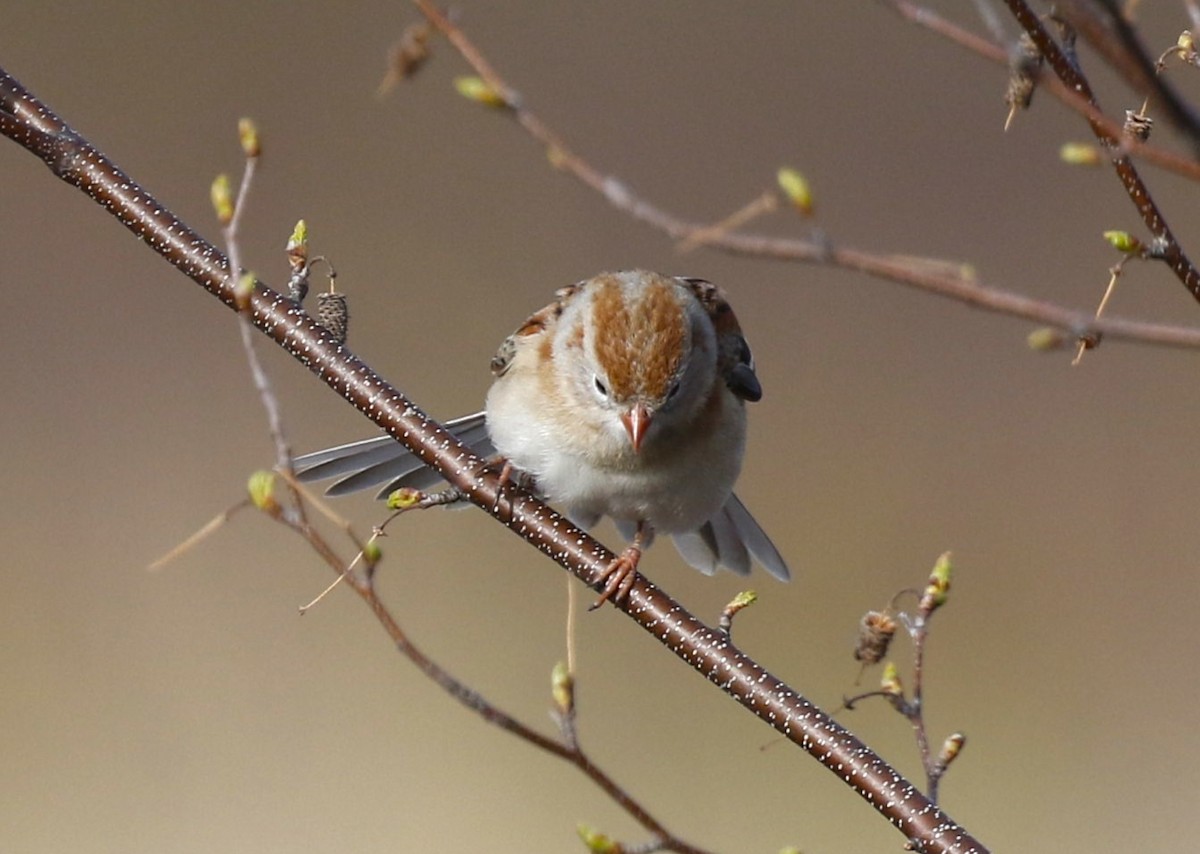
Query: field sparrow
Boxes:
[{"xmin": 296, "ymin": 270, "xmax": 790, "ymax": 604}]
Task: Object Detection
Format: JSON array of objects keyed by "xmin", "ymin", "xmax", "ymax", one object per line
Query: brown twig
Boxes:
[
  {"xmin": 268, "ymin": 496, "xmax": 712, "ymax": 854},
  {"xmin": 1001, "ymin": 0, "xmax": 1200, "ymax": 304},
  {"xmin": 216, "ymin": 124, "xmax": 314, "ymax": 540},
  {"xmin": 881, "ymin": 0, "xmax": 1200, "ymax": 182},
  {"xmin": 843, "ymin": 555, "xmax": 958, "ymax": 803},
  {"xmin": 0, "ymin": 63, "xmax": 985, "ymax": 852},
  {"xmin": 908, "ymin": 594, "xmax": 940, "ymax": 799},
  {"xmin": 416, "ymin": 0, "xmax": 1200, "ymax": 354},
  {"xmin": 1055, "ymin": 0, "xmax": 1200, "ymax": 151}
]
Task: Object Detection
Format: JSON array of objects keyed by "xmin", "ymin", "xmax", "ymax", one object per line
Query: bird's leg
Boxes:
[
  {"xmin": 589, "ymin": 522, "xmax": 649, "ymax": 610},
  {"xmin": 485, "ymin": 456, "xmax": 539, "ymax": 522},
  {"xmin": 491, "ymin": 457, "xmax": 515, "ymax": 516}
]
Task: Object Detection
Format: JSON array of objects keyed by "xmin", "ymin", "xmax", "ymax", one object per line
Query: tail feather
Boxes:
[{"xmin": 670, "ymin": 493, "xmax": 790, "ymax": 581}]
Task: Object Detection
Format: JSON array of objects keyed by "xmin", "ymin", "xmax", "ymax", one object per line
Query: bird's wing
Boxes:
[{"xmin": 294, "ymin": 412, "xmax": 493, "ymax": 499}]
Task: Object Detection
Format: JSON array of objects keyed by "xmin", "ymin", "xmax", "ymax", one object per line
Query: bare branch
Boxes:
[
  {"xmin": 882, "ymin": 0, "xmax": 1200, "ymax": 182},
  {"xmin": 416, "ymin": 0, "xmax": 1200, "ymax": 353},
  {"xmin": 1003, "ymin": 0, "xmax": 1200, "ymax": 303}
]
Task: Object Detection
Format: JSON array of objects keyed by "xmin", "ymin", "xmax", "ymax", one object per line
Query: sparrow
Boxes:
[{"xmin": 295, "ymin": 270, "xmax": 790, "ymax": 604}]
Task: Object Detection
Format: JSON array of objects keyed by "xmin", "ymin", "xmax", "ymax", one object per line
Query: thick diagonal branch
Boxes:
[{"xmin": 0, "ymin": 66, "xmax": 986, "ymax": 853}]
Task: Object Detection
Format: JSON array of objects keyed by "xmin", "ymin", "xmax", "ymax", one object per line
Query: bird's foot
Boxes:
[{"xmin": 588, "ymin": 542, "xmax": 642, "ymax": 610}]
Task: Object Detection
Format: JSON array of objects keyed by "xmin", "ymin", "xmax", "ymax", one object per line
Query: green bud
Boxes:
[
  {"xmin": 210, "ymin": 173, "xmax": 234, "ymax": 225},
  {"xmin": 287, "ymin": 219, "xmax": 308, "ymax": 251},
  {"xmin": 881, "ymin": 662, "xmax": 904, "ymax": 697},
  {"xmin": 921, "ymin": 551, "xmax": 952, "ymax": 611},
  {"xmin": 939, "ymin": 732, "xmax": 966, "ymax": 766},
  {"xmin": 1102, "ymin": 230, "xmax": 1142, "ymax": 253},
  {"xmin": 234, "ymin": 272, "xmax": 256, "ymax": 311},
  {"xmin": 453, "ymin": 76, "xmax": 508, "ymax": 108},
  {"xmin": 387, "ymin": 487, "xmax": 423, "ymax": 510},
  {"xmin": 777, "ymin": 167, "xmax": 814, "ymax": 215},
  {"xmin": 247, "ymin": 470, "xmax": 278, "ymax": 512},
  {"xmin": 238, "ymin": 117, "xmax": 261, "ymax": 158},
  {"xmin": 576, "ymin": 824, "xmax": 618, "ymax": 853},
  {"xmin": 1027, "ymin": 327, "xmax": 1067, "ymax": 351},
  {"xmin": 1059, "ymin": 142, "xmax": 1101, "ymax": 166},
  {"xmin": 551, "ymin": 661, "xmax": 574, "ymax": 715}
]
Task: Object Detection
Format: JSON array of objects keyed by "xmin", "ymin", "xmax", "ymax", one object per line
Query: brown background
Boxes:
[{"xmin": 3, "ymin": 3, "xmax": 1198, "ymax": 851}]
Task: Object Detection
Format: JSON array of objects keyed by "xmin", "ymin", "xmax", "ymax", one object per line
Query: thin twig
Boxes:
[
  {"xmin": 1055, "ymin": 0, "xmax": 1200, "ymax": 151},
  {"xmin": 147, "ymin": 499, "xmax": 252, "ymax": 571},
  {"xmin": 1002, "ymin": 0, "xmax": 1200, "ymax": 303},
  {"xmin": 269, "ymin": 504, "xmax": 712, "ymax": 854},
  {"xmin": 417, "ymin": 0, "xmax": 1200, "ymax": 353},
  {"xmin": 222, "ymin": 147, "xmax": 298, "ymax": 478},
  {"xmin": 881, "ymin": 0, "xmax": 1200, "ymax": 181}
]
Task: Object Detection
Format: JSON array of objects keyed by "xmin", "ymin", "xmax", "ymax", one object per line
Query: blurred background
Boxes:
[{"xmin": 3, "ymin": 3, "xmax": 1198, "ymax": 851}]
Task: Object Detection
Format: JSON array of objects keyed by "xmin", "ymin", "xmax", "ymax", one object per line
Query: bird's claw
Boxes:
[{"xmin": 588, "ymin": 544, "xmax": 642, "ymax": 610}]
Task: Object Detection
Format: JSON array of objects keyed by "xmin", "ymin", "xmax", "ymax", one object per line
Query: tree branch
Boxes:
[
  {"xmin": 1002, "ymin": 0, "xmax": 1200, "ymax": 302},
  {"xmin": 415, "ymin": 0, "xmax": 1200, "ymax": 353},
  {"xmin": 0, "ymin": 65, "xmax": 985, "ymax": 853}
]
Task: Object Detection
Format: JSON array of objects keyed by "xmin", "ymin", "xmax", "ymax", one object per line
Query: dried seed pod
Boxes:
[
  {"xmin": 1123, "ymin": 110, "xmax": 1154, "ymax": 142},
  {"xmin": 317, "ymin": 290, "xmax": 349, "ymax": 345},
  {"xmin": 377, "ymin": 21, "xmax": 433, "ymax": 96},
  {"xmin": 1004, "ymin": 33, "xmax": 1043, "ymax": 129},
  {"xmin": 853, "ymin": 609, "xmax": 897, "ymax": 665}
]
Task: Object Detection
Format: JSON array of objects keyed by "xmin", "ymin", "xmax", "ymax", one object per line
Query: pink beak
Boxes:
[{"xmin": 620, "ymin": 403, "xmax": 653, "ymax": 453}]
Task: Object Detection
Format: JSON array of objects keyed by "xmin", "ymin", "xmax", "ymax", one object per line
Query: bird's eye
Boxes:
[
  {"xmin": 665, "ymin": 380, "xmax": 682, "ymax": 402},
  {"xmin": 593, "ymin": 375, "xmax": 609, "ymax": 399}
]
